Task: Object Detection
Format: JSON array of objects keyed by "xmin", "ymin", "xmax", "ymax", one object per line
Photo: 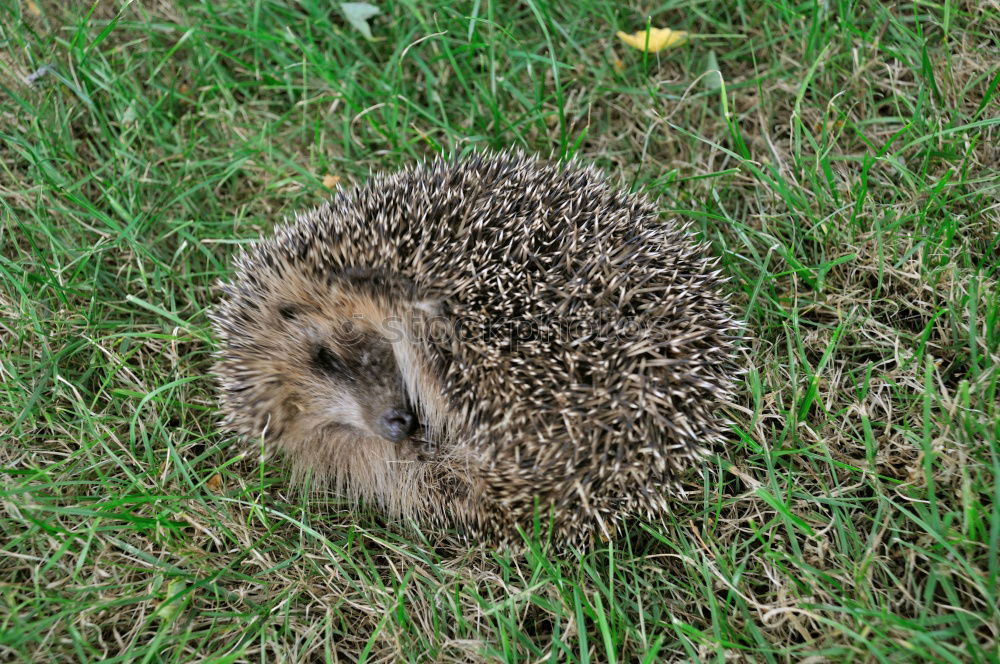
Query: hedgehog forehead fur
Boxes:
[{"xmin": 211, "ymin": 150, "xmax": 744, "ymax": 548}]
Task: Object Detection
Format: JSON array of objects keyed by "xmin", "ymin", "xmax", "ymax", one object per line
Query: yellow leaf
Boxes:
[
  {"xmin": 322, "ymin": 174, "xmax": 341, "ymax": 188},
  {"xmin": 616, "ymin": 27, "xmax": 689, "ymax": 53}
]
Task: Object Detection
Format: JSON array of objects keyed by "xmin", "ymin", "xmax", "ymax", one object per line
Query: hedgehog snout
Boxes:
[{"xmin": 378, "ymin": 407, "xmax": 418, "ymax": 442}]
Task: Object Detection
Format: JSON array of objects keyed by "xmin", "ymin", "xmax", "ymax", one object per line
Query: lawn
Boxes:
[{"xmin": 1, "ymin": 0, "xmax": 998, "ymax": 662}]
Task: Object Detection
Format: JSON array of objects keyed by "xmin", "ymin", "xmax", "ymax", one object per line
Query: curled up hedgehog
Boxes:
[{"xmin": 211, "ymin": 151, "xmax": 743, "ymax": 548}]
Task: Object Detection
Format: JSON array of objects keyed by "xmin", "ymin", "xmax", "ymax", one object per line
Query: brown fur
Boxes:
[{"xmin": 212, "ymin": 270, "xmax": 476, "ymax": 523}]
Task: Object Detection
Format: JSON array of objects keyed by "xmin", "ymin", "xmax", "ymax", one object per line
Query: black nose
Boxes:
[{"xmin": 379, "ymin": 408, "xmax": 417, "ymax": 442}]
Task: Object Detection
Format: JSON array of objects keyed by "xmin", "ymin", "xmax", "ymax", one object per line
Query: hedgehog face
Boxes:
[
  {"xmin": 212, "ymin": 276, "xmax": 435, "ymax": 452},
  {"xmin": 264, "ymin": 297, "xmax": 421, "ymax": 446},
  {"xmin": 305, "ymin": 324, "xmax": 417, "ymax": 443},
  {"xmin": 213, "ymin": 275, "xmax": 471, "ymax": 520}
]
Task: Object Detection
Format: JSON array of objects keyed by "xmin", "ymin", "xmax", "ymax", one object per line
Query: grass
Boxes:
[{"xmin": 1, "ymin": 0, "xmax": 998, "ymax": 661}]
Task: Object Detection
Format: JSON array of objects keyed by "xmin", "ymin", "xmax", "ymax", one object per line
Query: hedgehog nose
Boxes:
[{"xmin": 379, "ymin": 408, "xmax": 417, "ymax": 442}]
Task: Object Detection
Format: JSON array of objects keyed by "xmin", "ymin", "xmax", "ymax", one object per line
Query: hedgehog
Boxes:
[{"xmin": 210, "ymin": 151, "xmax": 743, "ymax": 548}]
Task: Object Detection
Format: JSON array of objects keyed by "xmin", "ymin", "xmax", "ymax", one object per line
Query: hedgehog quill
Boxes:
[{"xmin": 211, "ymin": 152, "xmax": 743, "ymax": 548}]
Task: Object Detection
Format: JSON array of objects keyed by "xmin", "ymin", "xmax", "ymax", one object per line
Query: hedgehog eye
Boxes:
[{"xmin": 312, "ymin": 345, "xmax": 345, "ymax": 376}]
